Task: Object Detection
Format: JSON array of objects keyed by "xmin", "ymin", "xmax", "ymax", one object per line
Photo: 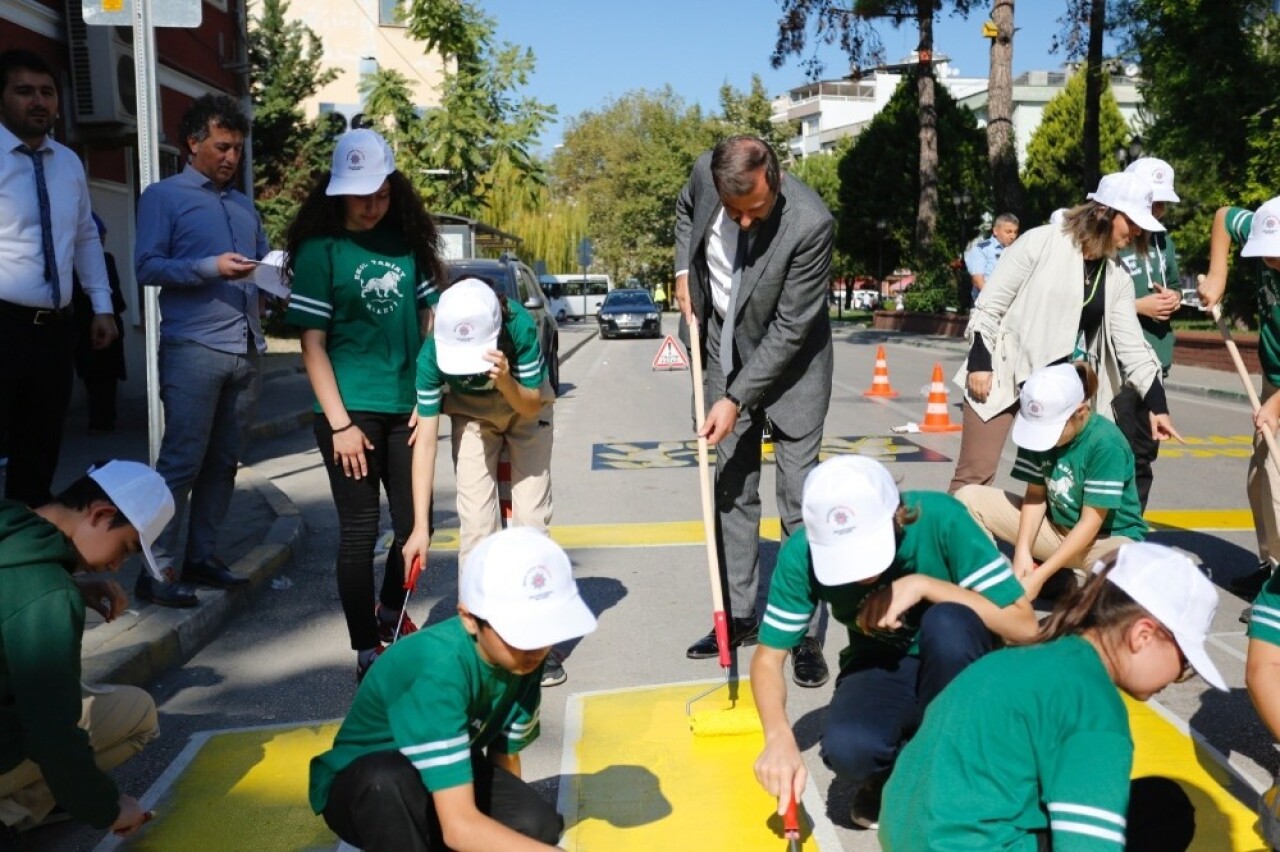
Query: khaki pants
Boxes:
[
  {"xmin": 444, "ymin": 387, "xmax": 554, "ymax": 570},
  {"xmin": 0, "ymin": 684, "xmax": 158, "ymax": 829},
  {"xmin": 1249, "ymin": 379, "xmax": 1280, "ymax": 563},
  {"xmin": 955, "ymin": 484, "xmax": 1132, "ymax": 569}
]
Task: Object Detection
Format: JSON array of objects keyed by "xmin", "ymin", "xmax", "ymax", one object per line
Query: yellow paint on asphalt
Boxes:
[
  {"xmin": 561, "ymin": 680, "xmax": 819, "ymax": 850},
  {"xmin": 131, "ymin": 724, "xmax": 339, "ymax": 852},
  {"xmin": 1126, "ymin": 696, "xmax": 1263, "ymax": 850},
  {"xmin": 425, "ymin": 510, "xmax": 1253, "ymax": 551}
]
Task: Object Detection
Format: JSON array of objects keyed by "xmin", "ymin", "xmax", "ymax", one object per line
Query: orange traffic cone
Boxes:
[
  {"xmin": 919, "ymin": 362, "xmax": 963, "ymax": 432},
  {"xmin": 862, "ymin": 346, "xmax": 899, "ymax": 398}
]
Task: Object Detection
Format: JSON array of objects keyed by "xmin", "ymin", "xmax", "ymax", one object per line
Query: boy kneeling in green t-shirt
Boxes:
[{"xmin": 310, "ymin": 527, "xmax": 597, "ymax": 851}]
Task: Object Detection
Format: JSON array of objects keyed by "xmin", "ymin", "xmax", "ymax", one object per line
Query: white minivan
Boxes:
[{"xmin": 551, "ymin": 273, "xmax": 616, "ymax": 320}]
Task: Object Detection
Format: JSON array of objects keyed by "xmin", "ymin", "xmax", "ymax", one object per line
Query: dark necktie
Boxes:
[
  {"xmin": 19, "ymin": 145, "xmax": 60, "ymax": 307},
  {"xmin": 720, "ymin": 227, "xmax": 749, "ymax": 373}
]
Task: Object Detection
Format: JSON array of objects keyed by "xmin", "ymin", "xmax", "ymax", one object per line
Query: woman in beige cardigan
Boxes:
[{"xmin": 948, "ymin": 172, "xmax": 1182, "ymax": 493}]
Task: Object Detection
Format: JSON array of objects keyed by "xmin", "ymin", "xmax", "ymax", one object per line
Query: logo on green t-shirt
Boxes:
[
  {"xmin": 357, "ymin": 260, "xmax": 406, "ymax": 316},
  {"xmin": 1046, "ymin": 462, "xmax": 1077, "ymax": 508}
]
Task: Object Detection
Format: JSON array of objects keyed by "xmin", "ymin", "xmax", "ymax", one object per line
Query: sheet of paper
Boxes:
[{"xmin": 253, "ymin": 250, "xmax": 290, "ymax": 299}]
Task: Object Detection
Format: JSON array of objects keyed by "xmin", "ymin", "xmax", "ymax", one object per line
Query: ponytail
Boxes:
[{"xmin": 1037, "ymin": 551, "xmax": 1149, "ymax": 644}]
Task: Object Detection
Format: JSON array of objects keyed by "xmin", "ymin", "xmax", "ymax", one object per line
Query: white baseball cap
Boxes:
[
  {"xmin": 326, "ymin": 129, "xmax": 396, "ymax": 197},
  {"xmin": 1096, "ymin": 542, "xmax": 1226, "ymax": 691},
  {"xmin": 1124, "ymin": 157, "xmax": 1180, "ymax": 203},
  {"xmin": 1086, "ymin": 172, "xmax": 1166, "ymax": 233},
  {"xmin": 1242, "ymin": 196, "xmax": 1280, "ymax": 259},
  {"xmin": 1011, "ymin": 364, "xmax": 1086, "ymax": 452},
  {"xmin": 460, "ymin": 528, "xmax": 598, "ymax": 651},
  {"xmin": 803, "ymin": 456, "xmax": 900, "ymax": 586},
  {"xmin": 434, "ymin": 278, "xmax": 502, "ymax": 375},
  {"xmin": 87, "ymin": 461, "xmax": 174, "ymax": 582}
]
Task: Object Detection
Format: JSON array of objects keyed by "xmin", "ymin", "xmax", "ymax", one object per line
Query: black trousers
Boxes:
[
  {"xmin": 315, "ymin": 411, "xmax": 417, "ymax": 651},
  {"xmin": 322, "ymin": 750, "xmax": 563, "ymax": 851},
  {"xmin": 0, "ymin": 306, "xmax": 75, "ymax": 506},
  {"xmin": 1112, "ymin": 386, "xmax": 1160, "ymax": 512},
  {"xmin": 1036, "ymin": 776, "xmax": 1194, "ymax": 851}
]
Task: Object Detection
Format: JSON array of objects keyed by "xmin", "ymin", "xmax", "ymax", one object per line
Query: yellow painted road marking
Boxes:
[
  {"xmin": 560, "ymin": 680, "xmax": 835, "ymax": 850},
  {"xmin": 425, "ymin": 510, "xmax": 1253, "ymax": 551},
  {"xmin": 1127, "ymin": 696, "xmax": 1262, "ymax": 850}
]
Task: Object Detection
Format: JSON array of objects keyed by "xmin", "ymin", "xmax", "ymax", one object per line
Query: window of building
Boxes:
[{"xmin": 379, "ymin": 0, "xmax": 404, "ymax": 26}]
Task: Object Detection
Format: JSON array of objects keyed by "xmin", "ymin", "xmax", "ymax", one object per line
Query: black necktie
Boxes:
[{"xmin": 20, "ymin": 145, "xmax": 60, "ymax": 307}]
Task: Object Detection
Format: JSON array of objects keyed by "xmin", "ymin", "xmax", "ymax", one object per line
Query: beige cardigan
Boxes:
[{"xmin": 953, "ymin": 223, "xmax": 1162, "ymax": 422}]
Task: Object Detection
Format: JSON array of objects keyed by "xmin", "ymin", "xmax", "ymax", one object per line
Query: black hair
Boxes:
[
  {"xmin": 180, "ymin": 93, "xmax": 250, "ymax": 144},
  {"xmin": 53, "ymin": 470, "xmax": 131, "ymax": 530},
  {"xmin": 1036, "ymin": 551, "xmax": 1149, "ymax": 643},
  {"xmin": 284, "ymin": 169, "xmax": 446, "ymax": 292},
  {"xmin": 0, "ymin": 50, "xmax": 56, "ymax": 91},
  {"xmin": 711, "ymin": 135, "xmax": 781, "ymax": 196}
]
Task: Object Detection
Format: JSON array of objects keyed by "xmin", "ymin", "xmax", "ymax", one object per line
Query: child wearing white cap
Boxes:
[
  {"xmin": 881, "ymin": 541, "xmax": 1222, "ymax": 851},
  {"xmin": 957, "ymin": 362, "xmax": 1147, "ymax": 600},
  {"xmin": 284, "ymin": 128, "xmax": 448, "ymax": 681},
  {"xmin": 751, "ymin": 456, "xmax": 1036, "ymax": 831},
  {"xmin": 403, "ymin": 277, "xmax": 560, "ymax": 686},
  {"xmin": 311, "ymin": 528, "xmax": 596, "ymax": 851},
  {"xmin": 1115, "ymin": 158, "xmax": 1184, "ymax": 512},
  {"xmin": 0, "ymin": 461, "xmax": 173, "ymax": 840},
  {"xmin": 1200, "ymin": 197, "xmax": 1280, "ymax": 602}
]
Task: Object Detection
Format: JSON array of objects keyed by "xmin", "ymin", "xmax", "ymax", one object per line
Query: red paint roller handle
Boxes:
[
  {"xmin": 784, "ymin": 795, "xmax": 800, "ymax": 839},
  {"xmin": 713, "ymin": 609, "xmax": 731, "ymax": 668},
  {"xmin": 403, "ymin": 555, "xmax": 423, "ymax": 591}
]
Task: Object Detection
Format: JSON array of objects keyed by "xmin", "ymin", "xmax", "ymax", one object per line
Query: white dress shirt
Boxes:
[
  {"xmin": 0, "ymin": 123, "xmax": 110, "ymax": 312},
  {"xmin": 705, "ymin": 207, "xmax": 745, "ymax": 319}
]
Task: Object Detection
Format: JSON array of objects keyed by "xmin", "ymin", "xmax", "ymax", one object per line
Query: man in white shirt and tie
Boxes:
[{"xmin": 0, "ymin": 50, "xmax": 117, "ymax": 505}]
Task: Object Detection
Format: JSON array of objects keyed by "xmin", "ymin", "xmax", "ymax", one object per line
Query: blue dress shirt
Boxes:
[{"xmin": 135, "ymin": 165, "xmax": 269, "ymax": 353}]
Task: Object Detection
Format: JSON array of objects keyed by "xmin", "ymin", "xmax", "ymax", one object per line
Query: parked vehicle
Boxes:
[
  {"xmin": 537, "ymin": 276, "xmax": 572, "ymax": 322},
  {"xmin": 550, "ymin": 273, "xmax": 616, "ymax": 320},
  {"xmin": 445, "ymin": 255, "xmax": 561, "ymax": 394},
  {"xmin": 851, "ymin": 289, "xmax": 880, "ymax": 310},
  {"xmin": 597, "ymin": 288, "xmax": 662, "ymax": 339}
]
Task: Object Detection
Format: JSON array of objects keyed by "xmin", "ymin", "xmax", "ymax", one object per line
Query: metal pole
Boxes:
[{"xmin": 133, "ymin": 0, "xmax": 163, "ymax": 465}]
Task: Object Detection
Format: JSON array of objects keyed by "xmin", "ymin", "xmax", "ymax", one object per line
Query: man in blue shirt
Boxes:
[
  {"xmin": 133, "ymin": 94, "xmax": 267, "ymax": 607},
  {"xmin": 964, "ymin": 213, "xmax": 1019, "ymax": 306}
]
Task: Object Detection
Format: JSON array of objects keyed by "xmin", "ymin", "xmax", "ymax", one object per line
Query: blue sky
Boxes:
[{"xmin": 480, "ymin": 1, "xmax": 1084, "ymax": 153}]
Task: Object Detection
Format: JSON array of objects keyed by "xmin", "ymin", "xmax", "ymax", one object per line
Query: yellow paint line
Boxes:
[
  {"xmin": 1145, "ymin": 509, "xmax": 1254, "ymax": 532},
  {"xmin": 560, "ymin": 680, "xmax": 826, "ymax": 850},
  {"xmin": 1126, "ymin": 696, "xmax": 1262, "ymax": 850},
  {"xmin": 131, "ymin": 724, "xmax": 340, "ymax": 852}
]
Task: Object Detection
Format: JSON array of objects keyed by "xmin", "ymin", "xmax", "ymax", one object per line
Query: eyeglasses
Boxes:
[{"xmin": 1159, "ymin": 627, "xmax": 1195, "ymax": 684}]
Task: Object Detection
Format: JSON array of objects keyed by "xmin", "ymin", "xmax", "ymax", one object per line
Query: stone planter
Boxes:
[
  {"xmin": 1173, "ymin": 329, "xmax": 1260, "ymax": 374},
  {"xmin": 872, "ymin": 310, "xmax": 968, "ymax": 337}
]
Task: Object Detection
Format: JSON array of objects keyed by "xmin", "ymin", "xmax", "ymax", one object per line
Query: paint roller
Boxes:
[
  {"xmin": 684, "ymin": 315, "xmax": 764, "ymax": 738},
  {"xmin": 392, "ymin": 555, "xmax": 424, "ymax": 642}
]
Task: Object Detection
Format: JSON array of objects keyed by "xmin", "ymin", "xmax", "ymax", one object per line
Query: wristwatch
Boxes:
[{"xmin": 724, "ymin": 392, "xmax": 746, "ymax": 414}]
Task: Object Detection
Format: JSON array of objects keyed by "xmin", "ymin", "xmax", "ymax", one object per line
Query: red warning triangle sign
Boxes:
[{"xmin": 651, "ymin": 334, "xmax": 690, "ymax": 371}]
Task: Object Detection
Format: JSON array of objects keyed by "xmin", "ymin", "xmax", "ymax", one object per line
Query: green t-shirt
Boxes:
[
  {"xmin": 1117, "ymin": 232, "xmax": 1180, "ymax": 372},
  {"xmin": 1011, "ymin": 415, "xmax": 1147, "ymax": 542},
  {"xmin": 1247, "ymin": 569, "xmax": 1280, "ymax": 646},
  {"xmin": 758, "ymin": 491, "xmax": 1024, "ymax": 673},
  {"xmin": 1224, "ymin": 207, "xmax": 1280, "ymax": 385},
  {"xmin": 415, "ymin": 301, "xmax": 545, "ymax": 416},
  {"xmin": 881, "ymin": 636, "xmax": 1133, "ymax": 852},
  {"xmin": 309, "ymin": 617, "xmax": 542, "ymax": 813},
  {"xmin": 285, "ymin": 227, "xmax": 430, "ymax": 414}
]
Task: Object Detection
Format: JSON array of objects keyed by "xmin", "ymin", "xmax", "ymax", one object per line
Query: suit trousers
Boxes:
[
  {"xmin": 0, "ymin": 685, "xmax": 158, "ymax": 829},
  {"xmin": 151, "ymin": 339, "xmax": 261, "ymax": 577},
  {"xmin": 443, "ymin": 386, "xmax": 554, "ymax": 571},
  {"xmin": 322, "ymin": 749, "xmax": 562, "ymax": 851},
  {"xmin": 704, "ymin": 315, "xmax": 823, "ymax": 635},
  {"xmin": 0, "ymin": 307, "xmax": 75, "ymax": 506}
]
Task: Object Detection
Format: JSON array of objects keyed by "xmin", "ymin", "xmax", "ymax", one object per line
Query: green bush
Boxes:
[{"xmin": 903, "ymin": 263, "xmax": 961, "ymax": 314}]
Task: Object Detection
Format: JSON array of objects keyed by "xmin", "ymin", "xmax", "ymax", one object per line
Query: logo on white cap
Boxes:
[
  {"xmin": 434, "ymin": 279, "xmax": 502, "ymax": 375},
  {"xmin": 1241, "ymin": 196, "xmax": 1280, "ymax": 259},
  {"xmin": 803, "ymin": 456, "xmax": 899, "ymax": 586},
  {"xmin": 1011, "ymin": 364, "xmax": 1086, "ymax": 452},
  {"xmin": 326, "ymin": 129, "xmax": 396, "ymax": 197}
]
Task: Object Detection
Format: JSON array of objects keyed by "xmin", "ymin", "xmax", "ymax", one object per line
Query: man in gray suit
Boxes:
[{"xmin": 674, "ymin": 135, "xmax": 834, "ymax": 688}]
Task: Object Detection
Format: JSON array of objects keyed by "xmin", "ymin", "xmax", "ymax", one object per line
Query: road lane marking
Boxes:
[{"xmin": 590, "ymin": 435, "xmax": 949, "ymax": 470}]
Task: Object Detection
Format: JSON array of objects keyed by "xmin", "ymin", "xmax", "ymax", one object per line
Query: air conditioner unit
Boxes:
[{"xmin": 64, "ymin": 1, "xmax": 137, "ymax": 127}]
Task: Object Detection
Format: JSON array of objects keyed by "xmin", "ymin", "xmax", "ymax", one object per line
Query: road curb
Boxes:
[{"xmin": 81, "ymin": 464, "xmax": 305, "ymax": 688}]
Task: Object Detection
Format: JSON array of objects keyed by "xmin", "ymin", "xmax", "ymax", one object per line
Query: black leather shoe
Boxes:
[
  {"xmin": 686, "ymin": 617, "xmax": 759, "ymax": 659},
  {"xmin": 791, "ymin": 637, "xmax": 830, "ymax": 688},
  {"xmin": 182, "ymin": 556, "xmax": 249, "ymax": 589},
  {"xmin": 135, "ymin": 574, "xmax": 199, "ymax": 608}
]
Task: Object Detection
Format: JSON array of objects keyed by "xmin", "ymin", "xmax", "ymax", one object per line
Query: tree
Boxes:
[
  {"xmin": 789, "ymin": 140, "xmax": 857, "ymax": 300},
  {"xmin": 1021, "ymin": 68, "xmax": 1128, "ymax": 224},
  {"xmin": 248, "ymin": 0, "xmax": 340, "ymax": 243},
  {"xmin": 836, "ymin": 71, "xmax": 988, "ymax": 278},
  {"xmin": 771, "ymin": 0, "xmax": 983, "ymax": 253},
  {"xmin": 717, "ymin": 74, "xmax": 795, "ymax": 162},
  {"xmin": 986, "ymin": 0, "xmax": 1023, "ymax": 216}
]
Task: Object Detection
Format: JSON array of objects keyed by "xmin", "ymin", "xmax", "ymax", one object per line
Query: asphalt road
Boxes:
[{"xmin": 33, "ymin": 316, "xmax": 1278, "ymax": 851}]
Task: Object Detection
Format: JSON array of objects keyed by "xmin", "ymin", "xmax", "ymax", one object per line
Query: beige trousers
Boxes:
[
  {"xmin": 1249, "ymin": 380, "xmax": 1280, "ymax": 564},
  {"xmin": 0, "ymin": 684, "xmax": 158, "ymax": 829},
  {"xmin": 955, "ymin": 484, "xmax": 1132, "ymax": 569},
  {"xmin": 444, "ymin": 386, "xmax": 555, "ymax": 569}
]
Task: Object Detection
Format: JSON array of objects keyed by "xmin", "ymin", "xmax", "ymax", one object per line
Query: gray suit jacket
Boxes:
[{"xmin": 674, "ymin": 152, "xmax": 834, "ymax": 435}]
